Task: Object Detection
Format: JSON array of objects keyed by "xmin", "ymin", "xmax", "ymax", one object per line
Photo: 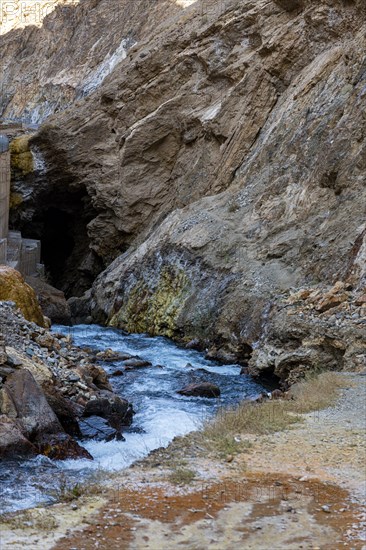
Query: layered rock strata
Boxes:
[{"xmin": 1, "ymin": 0, "xmax": 365, "ymax": 384}]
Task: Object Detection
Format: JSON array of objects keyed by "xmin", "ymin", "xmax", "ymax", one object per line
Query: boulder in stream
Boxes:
[
  {"xmin": 1, "ymin": 368, "xmax": 62, "ymax": 438},
  {"xmin": 123, "ymin": 358, "xmax": 152, "ymax": 369},
  {"xmin": 83, "ymin": 391, "xmax": 134, "ymax": 431},
  {"xmin": 79, "ymin": 415, "xmax": 125, "ymax": 442},
  {"xmin": 36, "ymin": 433, "xmax": 93, "ymax": 460},
  {"xmin": 177, "ymin": 382, "xmax": 221, "ymax": 398},
  {"xmin": 95, "ymin": 349, "xmax": 133, "ymax": 362},
  {"xmin": 0, "ymin": 369, "xmax": 92, "ymax": 459}
]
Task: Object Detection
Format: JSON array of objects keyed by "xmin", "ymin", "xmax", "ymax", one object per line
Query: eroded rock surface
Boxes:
[
  {"xmin": 2, "ymin": 0, "xmax": 366, "ymax": 383},
  {"xmin": 248, "ymin": 283, "xmax": 366, "ymax": 386}
]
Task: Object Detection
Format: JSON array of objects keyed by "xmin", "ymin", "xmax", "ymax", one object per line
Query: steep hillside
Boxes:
[
  {"xmin": 2, "ymin": 0, "xmax": 366, "ymax": 383},
  {"xmin": 0, "ymin": 0, "xmax": 181, "ymax": 123}
]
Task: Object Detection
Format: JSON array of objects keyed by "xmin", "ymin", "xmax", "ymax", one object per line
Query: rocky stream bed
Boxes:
[{"xmin": 0, "ymin": 301, "xmax": 264, "ymax": 515}]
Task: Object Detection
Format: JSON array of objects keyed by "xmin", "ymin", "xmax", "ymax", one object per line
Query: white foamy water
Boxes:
[{"xmin": 0, "ymin": 325, "xmax": 263, "ymax": 513}]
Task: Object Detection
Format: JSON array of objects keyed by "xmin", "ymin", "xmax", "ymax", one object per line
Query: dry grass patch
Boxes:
[
  {"xmin": 201, "ymin": 372, "xmax": 347, "ymax": 454},
  {"xmin": 203, "ymin": 400, "xmax": 299, "ymax": 442},
  {"xmin": 286, "ymin": 371, "xmax": 346, "ymax": 414},
  {"xmin": 1, "ymin": 509, "xmax": 59, "ymax": 530},
  {"xmin": 201, "ymin": 433, "xmax": 252, "ymax": 458},
  {"xmin": 168, "ymin": 467, "xmax": 196, "ymax": 485}
]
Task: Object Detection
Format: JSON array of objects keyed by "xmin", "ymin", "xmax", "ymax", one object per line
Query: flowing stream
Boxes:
[{"xmin": 0, "ymin": 324, "xmax": 264, "ymax": 514}]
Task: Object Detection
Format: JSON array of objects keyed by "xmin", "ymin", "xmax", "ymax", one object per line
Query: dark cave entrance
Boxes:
[
  {"xmin": 41, "ymin": 208, "xmax": 76, "ymax": 290},
  {"xmin": 40, "ymin": 192, "xmax": 104, "ymax": 297},
  {"xmin": 14, "ymin": 188, "xmax": 104, "ymax": 298}
]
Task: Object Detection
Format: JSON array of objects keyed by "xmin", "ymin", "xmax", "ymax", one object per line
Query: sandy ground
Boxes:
[{"xmin": 1, "ymin": 373, "xmax": 365, "ymax": 550}]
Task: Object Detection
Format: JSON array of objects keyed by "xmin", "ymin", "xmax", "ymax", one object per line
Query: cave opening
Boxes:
[
  {"xmin": 12, "ymin": 187, "xmax": 104, "ymax": 298},
  {"xmin": 41, "ymin": 192, "xmax": 104, "ymax": 297},
  {"xmin": 41, "ymin": 207, "xmax": 76, "ymax": 290}
]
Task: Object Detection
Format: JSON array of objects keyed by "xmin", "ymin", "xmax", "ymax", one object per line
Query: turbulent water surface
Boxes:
[{"xmin": 0, "ymin": 324, "xmax": 264, "ymax": 513}]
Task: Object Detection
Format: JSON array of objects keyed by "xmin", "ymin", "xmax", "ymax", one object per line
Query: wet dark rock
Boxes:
[
  {"xmin": 1, "ymin": 369, "xmax": 62, "ymax": 439},
  {"xmin": 45, "ymin": 389, "xmax": 82, "ymax": 438},
  {"xmin": 79, "ymin": 415, "xmax": 125, "ymax": 442},
  {"xmin": 35, "ymin": 433, "xmax": 93, "ymax": 460},
  {"xmin": 185, "ymin": 339, "xmax": 202, "ymax": 350},
  {"xmin": 177, "ymin": 382, "xmax": 221, "ymax": 398},
  {"xmin": 83, "ymin": 392, "xmax": 134, "ymax": 431},
  {"xmin": 110, "ymin": 369, "xmax": 124, "ymax": 377},
  {"xmin": 205, "ymin": 348, "xmax": 238, "ymax": 365}
]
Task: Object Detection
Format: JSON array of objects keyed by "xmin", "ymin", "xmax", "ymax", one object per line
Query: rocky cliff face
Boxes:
[
  {"xmin": 0, "ymin": 0, "xmax": 180, "ymax": 123},
  {"xmin": 2, "ymin": 0, "xmax": 366, "ymax": 384}
]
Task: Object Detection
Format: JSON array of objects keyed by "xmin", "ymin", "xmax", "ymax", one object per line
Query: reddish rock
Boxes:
[
  {"xmin": 317, "ymin": 294, "xmax": 349, "ymax": 313},
  {"xmin": 36, "ymin": 433, "xmax": 93, "ymax": 460},
  {"xmin": 355, "ymin": 294, "xmax": 366, "ymax": 306},
  {"xmin": 77, "ymin": 364, "xmax": 112, "ymax": 391}
]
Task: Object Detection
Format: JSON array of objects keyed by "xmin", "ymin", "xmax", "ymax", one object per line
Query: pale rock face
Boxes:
[
  {"xmin": 2, "ymin": 0, "xmax": 366, "ymax": 377},
  {"xmin": 175, "ymin": 1, "xmax": 197, "ymax": 7},
  {"xmin": 0, "ymin": 0, "xmax": 78, "ymax": 35},
  {"xmin": 0, "ymin": 0, "xmax": 179, "ymax": 124}
]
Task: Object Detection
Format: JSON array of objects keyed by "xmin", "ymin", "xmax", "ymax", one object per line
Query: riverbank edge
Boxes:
[{"xmin": 1, "ymin": 371, "xmax": 365, "ymax": 549}]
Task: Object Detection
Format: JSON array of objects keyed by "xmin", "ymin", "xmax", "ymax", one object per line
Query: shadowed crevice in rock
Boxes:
[{"xmin": 13, "ymin": 183, "xmax": 104, "ymax": 297}]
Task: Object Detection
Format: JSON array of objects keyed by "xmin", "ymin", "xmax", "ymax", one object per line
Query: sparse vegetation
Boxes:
[
  {"xmin": 48, "ymin": 472, "xmax": 106, "ymax": 503},
  {"xmin": 286, "ymin": 371, "xmax": 346, "ymax": 413},
  {"xmin": 2, "ymin": 510, "xmax": 59, "ymax": 531},
  {"xmin": 201, "ymin": 372, "xmax": 347, "ymax": 454},
  {"xmin": 201, "ymin": 432, "xmax": 252, "ymax": 458},
  {"xmin": 168, "ymin": 466, "xmax": 196, "ymax": 485},
  {"xmin": 203, "ymin": 401, "xmax": 300, "ymax": 441}
]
